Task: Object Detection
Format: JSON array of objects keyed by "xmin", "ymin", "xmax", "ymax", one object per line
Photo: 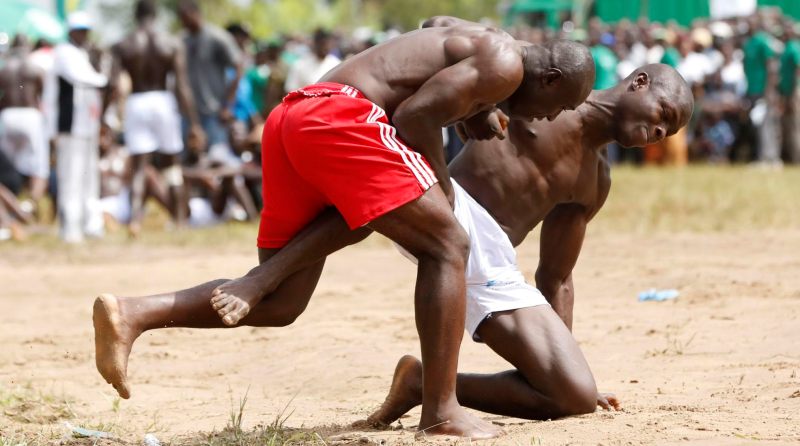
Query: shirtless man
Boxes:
[
  {"xmin": 0, "ymin": 35, "xmax": 48, "ymax": 215},
  {"xmin": 107, "ymin": 0, "xmax": 204, "ymax": 237},
  {"xmin": 93, "ymin": 20, "xmax": 594, "ymax": 438},
  {"xmin": 366, "ymin": 63, "xmax": 694, "ymax": 424}
]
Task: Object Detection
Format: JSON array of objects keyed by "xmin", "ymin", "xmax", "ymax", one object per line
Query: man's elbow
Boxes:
[{"xmin": 535, "ymin": 268, "xmax": 568, "ymax": 295}]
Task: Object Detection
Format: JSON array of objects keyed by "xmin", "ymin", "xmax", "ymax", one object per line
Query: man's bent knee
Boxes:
[{"xmin": 554, "ymin": 374, "xmax": 598, "ymax": 416}]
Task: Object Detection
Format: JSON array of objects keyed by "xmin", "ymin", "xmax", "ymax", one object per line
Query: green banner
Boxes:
[{"xmin": 56, "ymin": 0, "xmax": 86, "ymax": 20}]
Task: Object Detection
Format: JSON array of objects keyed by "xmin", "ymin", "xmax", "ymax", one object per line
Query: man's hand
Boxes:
[
  {"xmin": 461, "ymin": 108, "xmax": 509, "ymax": 140},
  {"xmin": 219, "ymin": 107, "xmax": 234, "ymax": 124},
  {"xmin": 187, "ymin": 124, "xmax": 207, "ymax": 153},
  {"xmin": 597, "ymin": 393, "xmax": 621, "ymax": 411}
]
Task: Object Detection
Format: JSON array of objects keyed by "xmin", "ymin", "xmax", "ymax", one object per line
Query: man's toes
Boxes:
[
  {"xmin": 227, "ymin": 306, "xmax": 250, "ymax": 325},
  {"xmin": 222, "ymin": 312, "xmax": 240, "ymax": 326},
  {"xmin": 211, "ymin": 295, "xmax": 230, "ymax": 310},
  {"xmin": 217, "ymin": 299, "xmax": 240, "ymax": 318}
]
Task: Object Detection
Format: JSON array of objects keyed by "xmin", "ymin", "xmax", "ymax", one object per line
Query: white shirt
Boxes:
[
  {"xmin": 49, "ymin": 42, "xmax": 107, "ymax": 137},
  {"xmin": 677, "ymin": 51, "xmax": 715, "ymax": 85},
  {"xmin": 285, "ymin": 53, "xmax": 341, "ymax": 91}
]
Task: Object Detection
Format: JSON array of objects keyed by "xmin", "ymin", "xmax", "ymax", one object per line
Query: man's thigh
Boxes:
[{"xmin": 476, "ymin": 305, "xmax": 595, "ymax": 392}]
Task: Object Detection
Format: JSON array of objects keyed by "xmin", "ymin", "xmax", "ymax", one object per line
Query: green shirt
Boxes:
[
  {"xmin": 660, "ymin": 47, "xmax": 681, "ymax": 68},
  {"xmin": 591, "ymin": 45, "xmax": 619, "ymax": 90},
  {"xmin": 743, "ymin": 31, "xmax": 776, "ymax": 96},
  {"xmin": 779, "ymin": 39, "xmax": 800, "ymax": 97},
  {"xmin": 246, "ymin": 65, "xmax": 270, "ymax": 115}
]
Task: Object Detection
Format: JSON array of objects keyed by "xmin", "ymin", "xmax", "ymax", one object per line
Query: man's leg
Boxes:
[
  {"xmin": 162, "ymin": 154, "xmax": 187, "ymax": 227},
  {"xmin": 368, "ymin": 305, "xmax": 609, "ymax": 424},
  {"xmin": 128, "ymin": 153, "xmax": 151, "ymax": 238},
  {"xmin": 56, "ymin": 135, "xmax": 84, "ymax": 243},
  {"xmin": 94, "ymin": 248, "xmax": 326, "ymax": 399},
  {"xmin": 364, "ymin": 186, "xmax": 500, "ymax": 439}
]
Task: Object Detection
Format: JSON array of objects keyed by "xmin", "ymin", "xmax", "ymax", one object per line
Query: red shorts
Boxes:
[{"xmin": 257, "ymin": 82, "xmax": 438, "ymax": 248}]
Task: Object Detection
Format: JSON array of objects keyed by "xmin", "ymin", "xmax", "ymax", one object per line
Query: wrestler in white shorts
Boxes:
[
  {"xmin": 397, "ymin": 179, "xmax": 550, "ymax": 342},
  {"xmin": 124, "ymin": 91, "xmax": 183, "ymax": 156},
  {"xmin": 0, "ymin": 107, "xmax": 50, "ymax": 179}
]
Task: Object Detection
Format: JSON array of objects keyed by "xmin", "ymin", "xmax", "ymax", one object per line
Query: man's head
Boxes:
[
  {"xmin": 226, "ymin": 23, "xmax": 251, "ymax": 50},
  {"xmin": 506, "ymin": 40, "xmax": 595, "ymax": 121},
  {"xmin": 67, "ymin": 11, "xmax": 92, "ymax": 47},
  {"xmin": 312, "ymin": 28, "xmax": 334, "ymax": 60},
  {"xmin": 177, "ymin": 0, "xmax": 202, "ymax": 32},
  {"xmin": 135, "ymin": 0, "xmax": 156, "ymax": 23},
  {"xmin": 612, "ymin": 64, "xmax": 693, "ymax": 148}
]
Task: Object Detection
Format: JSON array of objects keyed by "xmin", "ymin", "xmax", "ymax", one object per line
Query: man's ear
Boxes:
[
  {"xmin": 631, "ymin": 71, "xmax": 650, "ymax": 90},
  {"xmin": 542, "ymin": 68, "xmax": 562, "ymax": 86}
]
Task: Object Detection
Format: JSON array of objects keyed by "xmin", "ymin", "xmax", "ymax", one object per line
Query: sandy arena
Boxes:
[{"xmin": 2, "ymin": 222, "xmax": 799, "ymax": 445}]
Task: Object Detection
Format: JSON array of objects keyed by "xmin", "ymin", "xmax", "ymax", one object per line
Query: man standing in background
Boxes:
[
  {"xmin": 742, "ymin": 15, "xmax": 780, "ymax": 165},
  {"xmin": 284, "ymin": 28, "xmax": 341, "ymax": 91},
  {"xmin": 51, "ymin": 12, "xmax": 108, "ymax": 243},
  {"xmin": 177, "ymin": 0, "xmax": 242, "ymax": 164},
  {"xmin": 780, "ymin": 23, "xmax": 800, "ymax": 163},
  {"xmin": 108, "ymin": 0, "xmax": 205, "ymax": 237}
]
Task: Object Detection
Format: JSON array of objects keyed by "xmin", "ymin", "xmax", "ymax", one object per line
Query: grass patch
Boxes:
[
  {"xmin": 0, "ymin": 383, "xmax": 74, "ymax": 425},
  {"xmin": 594, "ymin": 165, "xmax": 800, "ymax": 233},
  {"xmin": 175, "ymin": 391, "xmax": 329, "ymax": 446}
]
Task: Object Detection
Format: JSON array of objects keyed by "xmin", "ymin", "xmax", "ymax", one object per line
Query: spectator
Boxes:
[
  {"xmin": 742, "ymin": 15, "xmax": 781, "ymax": 165},
  {"xmin": 177, "ymin": 0, "xmax": 242, "ymax": 164},
  {"xmin": 284, "ymin": 28, "xmax": 341, "ymax": 91},
  {"xmin": 589, "ymin": 30, "xmax": 619, "ymax": 90},
  {"xmin": 51, "ymin": 12, "xmax": 108, "ymax": 243},
  {"xmin": 0, "ymin": 35, "xmax": 48, "ymax": 217},
  {"xmin": 780, "ymin": 23, "xmax": 800, "ymax": 163}
]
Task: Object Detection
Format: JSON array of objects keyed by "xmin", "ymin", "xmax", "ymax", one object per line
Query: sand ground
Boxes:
[{"xmin": 1, "ymin": 229, "xmax": 799, "ymax": 445}]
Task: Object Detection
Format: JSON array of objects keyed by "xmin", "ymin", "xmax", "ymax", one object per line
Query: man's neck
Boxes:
[{"xmin": 576, "ymin": 88, "xmax": 619, "ymax": 149}]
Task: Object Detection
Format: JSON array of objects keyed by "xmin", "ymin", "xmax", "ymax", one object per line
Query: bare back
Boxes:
[
  {"xmin": 114, "ymin": 26, "xmax": 178, "ymax": 92},
  {"xmin": 0, "ymin": 54, "xmax": 43, "ymax": 109},
  {"xmin": 449, "ymin": 112, "xmax": 611, "ymax": 246},
  {"xmin": 321, "ymin": 25, "xmax": 520, "ymax": 119}
]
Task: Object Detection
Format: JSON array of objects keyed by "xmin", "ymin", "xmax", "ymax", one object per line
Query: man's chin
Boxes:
[{"xmin": 618, "ymin": 137, "xmax": 648, "ymax": 148}]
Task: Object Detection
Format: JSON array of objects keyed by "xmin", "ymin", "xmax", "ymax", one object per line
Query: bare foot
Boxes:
[
  {"xmin": 416, "ymin": 404, "xmax": 505, "ymax": 440},
  {"xmin": 128, "ymin": 221, "xmax": 141, "ymax": 239},
  {"xmin": 93, "ymin": 294, "xmax": 141, "ymax": 399},
  {"xmin": 417, "ymin": 405, "xmax": 504, "ymax": 440},
  {"xmin": 210, "ymin": 276, "xmax": 268, "ymax": 326},
  {"xmin": 9, "ymin": 222, "xmax": 27, "ymax": 241},
  {"xmin": 366, "ymin": 355, "xmax": 423, "ymax": 427}
]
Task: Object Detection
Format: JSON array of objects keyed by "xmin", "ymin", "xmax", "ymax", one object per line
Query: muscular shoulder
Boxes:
[{"xmin": 443, "ymin": 27, "xmax": 523, "ymax": 86}]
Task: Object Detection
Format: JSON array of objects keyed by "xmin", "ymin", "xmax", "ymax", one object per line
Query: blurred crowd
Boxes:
[
  {"xmin": 508, "ymin": 9, "xmax": 800, "ymax": 167},
  {"xmin": 1, "ymin": 0, "xmax": 798, "ymax": 243}
]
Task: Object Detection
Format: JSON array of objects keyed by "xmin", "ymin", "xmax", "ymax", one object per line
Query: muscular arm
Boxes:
[
  {"xmin": 534, "ymin": 204, "xmax": 590, "ymax": 330},
  {"xmin": 103, "ymin": 46, "xmax": 123, "ymax": 116},
  {"xmin": 173, "ymin": 42, "xmax": 201, "ymax": 127},
  {"xmin": 392, "ymin": 37, "xmax": 522, "ymax": 202},
  {"xmin": 535, "ymin": 160, "xmax": 611, "ymax": 330}
]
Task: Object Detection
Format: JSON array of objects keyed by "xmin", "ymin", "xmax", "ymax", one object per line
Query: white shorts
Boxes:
[
  {"xmin": 124, "ymin": 91, "xmax": 183, "ymax": 156},
  {"xmin": 99, "ymin": 187, "xmax": 131, "ymax": 224},
  {"xmin": 0, "ymin": 108, "xmax": 50, "ymax": 178},
  {"xmin": 396, "ymin": 180, "xmax": 549, "ymax": 342}
]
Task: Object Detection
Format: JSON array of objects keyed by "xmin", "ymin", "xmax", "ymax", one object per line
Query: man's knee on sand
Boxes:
[
  {"xmin": 515, "ymin": 371, "xmax": 597, "ymax": 419},
  {"xmin": 551, "ymin": 372, "xmax": 598, "ymax": 416}
]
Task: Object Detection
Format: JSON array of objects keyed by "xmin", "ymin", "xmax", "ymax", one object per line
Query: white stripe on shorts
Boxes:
[{"xmin": 366, "ymin": 104, "xmax": 435, "ymax": 189}]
